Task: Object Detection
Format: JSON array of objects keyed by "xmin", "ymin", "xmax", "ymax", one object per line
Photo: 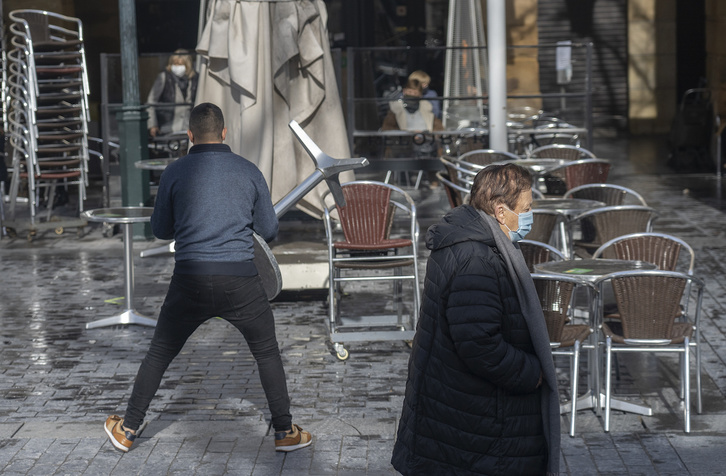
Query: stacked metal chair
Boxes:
[{"xmin": 5, "ymin": 9, "xmax": 90, "ymax": 224}]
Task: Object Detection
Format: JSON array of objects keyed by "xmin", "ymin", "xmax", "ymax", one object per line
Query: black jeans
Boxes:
[{"xmin": 123, "ymin": 273, "xmax": 292, "ymax": 432}]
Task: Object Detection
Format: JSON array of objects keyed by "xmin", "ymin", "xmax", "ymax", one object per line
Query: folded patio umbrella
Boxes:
[{"xmin": 196, "ymin": 0, "xmax": 353, "ymax": 217}]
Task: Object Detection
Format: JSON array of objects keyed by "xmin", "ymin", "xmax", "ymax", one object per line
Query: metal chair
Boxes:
[
  {"xmin": 595, "ymin": 270, "xmax": 705, "ymax": 433},
  {"xmin": 550, "ymin": 158, "xmax": 611, "ymax": 191},
  {"xmin": 594, "ymin": 232, "xmax": 696, "ymax": 322},
  {"xmin": 529, "ymin": 209, "xmax": 567, "ymax": 250},
  {"xmin": 440, "ymin": 156, "xmax": 478, "ymax": 189},
  {"xmin": 532, "ymin": 273, "xmax": 596, "ymax": 437},
  {"xmin": 322, "ymin": 181, "xmax": 421, "ymax": 360},
  {"xmin": 519, "ymin": 240, "xmax": 565, "ymax": 273},
  {"xmin": 593, "ymin": 232, "xmax": 695, "ymax": 273},
  {"xmin": 435, "ymin": 171, "xmax": 469, "ymax": 208},
  {"xmin": 564, "ymin": 183, "xmax": 648, "ymax": 207},
  {"xmin": 567, "ymin": 205, "xmax": 658, "ymax": 258},
  {"xmin": 529, "ymin": 145, "xmax": 597, "ymax": 195},
  {"xmin": 528, "ymin": 144, "xmax": 596, "ymax": 160}
]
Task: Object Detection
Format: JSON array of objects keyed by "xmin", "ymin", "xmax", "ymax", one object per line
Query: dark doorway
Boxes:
[
  {"xmin": 675, "ymin": 0, "xmax": 706, "ymax": 99},
  {"xmin": 135, "ymin": 0, "xmax": 200, "ymax": 53}
]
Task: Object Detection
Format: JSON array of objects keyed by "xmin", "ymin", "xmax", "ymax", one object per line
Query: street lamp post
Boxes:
[{"xmin": 117, "ymin": 0, "xmax": 151, "ymax": 239}]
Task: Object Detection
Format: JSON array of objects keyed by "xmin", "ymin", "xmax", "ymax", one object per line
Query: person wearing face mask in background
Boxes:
[
  {"xmin": 146, "ymin": 49, "xmax": 199, "ymax": 138},
  {"xmin": 392, "ymin": 163, "xmax": 560, "ymax": 476},
  {"xmin": 381, "ymin": 78, "xmax": 444, "ymax": 186},
  {"xmin": 396, "ymin": 70, "xmax": 441, "ymax": 119},
  {"xmin": 382, "ymin": 77, "xmax": 443, "ymax": 136}
]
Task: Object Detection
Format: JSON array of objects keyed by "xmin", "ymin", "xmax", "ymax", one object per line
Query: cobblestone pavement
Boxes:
[{"xmin": 2, "ymin": 135, "xmax": 726, "ymax": 475}]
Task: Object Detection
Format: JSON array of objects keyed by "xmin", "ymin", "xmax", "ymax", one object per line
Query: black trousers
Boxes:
[{"xmin": 123, "ymin": 273, "xmax": 292, "ymax": 432}]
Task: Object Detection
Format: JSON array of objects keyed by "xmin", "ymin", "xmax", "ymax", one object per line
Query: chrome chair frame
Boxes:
[{"xmin": 594, "ymin": 270, "xmax": 705, "ymax": 433}]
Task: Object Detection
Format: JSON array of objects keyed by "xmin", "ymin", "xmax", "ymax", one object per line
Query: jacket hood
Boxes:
[{"xmin": 426, "ymin": 205, "xmax": 496, "ymax": 252}]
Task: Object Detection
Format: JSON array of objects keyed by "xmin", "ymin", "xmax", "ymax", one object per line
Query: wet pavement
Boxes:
[{"xmin": 1, "ymin": 133, "xmax": 726, "ymax": 475}]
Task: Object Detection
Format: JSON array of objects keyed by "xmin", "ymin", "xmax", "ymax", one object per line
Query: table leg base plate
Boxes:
[{"xmin": 86, "ymin": 309, "xmax": 157, "ymax": 329}]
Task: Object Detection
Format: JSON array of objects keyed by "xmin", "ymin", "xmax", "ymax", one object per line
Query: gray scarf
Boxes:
[{"xmin": 479, "ymin": 210, "xmax": 561, "ymax": 475}]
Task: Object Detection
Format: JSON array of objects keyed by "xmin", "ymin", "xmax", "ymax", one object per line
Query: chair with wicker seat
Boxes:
[
  {"xmin": 564, "ymin": 183, "xmax": 648, "ymax": 207},
  {"xmin": 528, "ymin": 144, "xmax": 596, "ymax": 160},
  {"xmin": 532, "ymin": 273, "xmax": 596, "ymax": 437},
  {"xmin": 440, "ymin": 156, "xmax": 478, "ymax": 189},
  {"xmin": 322, "ymin": 181, "xmax": 420, "ymax": 360},
  {"xmin": 529, "ymin": 209, "xmax": 568, "ymax": 254},
  {"xmin": 529, "ymin": 145, "xmax": 597, "ymax": 195},
  {"xmin": 519, "ymin": 240, "xmax": 565, "ymax": 273},
  {"xmin": 550, "ymin": 158, "xmax": 611, "ymax": 191},
  {"xmin": 593, "ymin": 232, "xmax": 694, "ymax": 274},
  {"xmin": 436, "ymin": 171, "xmax": 469, "ymax": 208},
  {"xmin": 567, "ymin": 205, "xmax": 658, "ymax": 258},
  {"xmin": 594, "ymin": 232, "xmax": 696, "ymax": 323},
  {"xmin": 594, "ymin": 270, "xmax": 705, "ymax": 432}
]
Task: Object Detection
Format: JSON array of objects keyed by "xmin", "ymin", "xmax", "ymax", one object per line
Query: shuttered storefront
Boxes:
[{"xmin": 537, "ymin": 0, "xmax": 628, "ymax": 128}]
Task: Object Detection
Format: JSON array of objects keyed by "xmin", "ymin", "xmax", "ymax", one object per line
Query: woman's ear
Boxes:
[{"xmin": 494, "ymin": 204, "xmax": 506, "ymax": 224}]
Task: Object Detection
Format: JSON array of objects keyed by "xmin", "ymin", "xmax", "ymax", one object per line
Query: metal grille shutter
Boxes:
[{"xmin": 537, "ymin": 0, "xmax": 628, "ymax": 127}]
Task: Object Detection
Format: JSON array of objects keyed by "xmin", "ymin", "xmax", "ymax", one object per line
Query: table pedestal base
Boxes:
[
  {"xmin": 560, "ymin": 391, "xmax": 653, "ymax": 416},
  {"xmin": 605, "ymin": 393, "xmax": 653, "ymax": 415},
  {"xmin": 86, "ymin": 309, "xmax": 157, "ymax": 329}
]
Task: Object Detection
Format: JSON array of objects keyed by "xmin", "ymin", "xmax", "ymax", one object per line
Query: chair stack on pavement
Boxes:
[{"xmin": 5, "ymin": 9, "xmax": 90, "ymax": 224}]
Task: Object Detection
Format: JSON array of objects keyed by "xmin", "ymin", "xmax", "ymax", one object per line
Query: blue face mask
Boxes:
[{"xmin": 503, "ymin": 206, "xmax": 533, "ymax": 242}]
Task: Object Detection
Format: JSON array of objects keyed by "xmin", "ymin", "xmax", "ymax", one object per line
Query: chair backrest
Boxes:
[
  {"xmin": 529, "ymin": 209, "xmax": 566, "ymax": 244},
  {"xmin": 601, "ymin": 271, "xmax": 690, "ymax": 340},
  {"xmin": 452, "ymin": 128, "xmax": 488, "ymax": 155},
  {"xmin": 553, "ymin": 158, "xmax": 611, "ymax": 190},
  {"xmin": 458, "ymin": 149, "xmax": 519, "ymax": 167},
  {"xmin": 593, "ymin": 232, "xmax": 695, "ymax": 274},
  {"xmin": 532, "ymin": 132, "xmax": 581, "ymax": 148},
  {"xmin": 564, "ymin": 183, "xmax": 648, "ymax": 206},
  {"xmin": 519, "ymin": 239, "xmax": 566, "ymax": 272},
  {"xmin": 436, "ymin": 171, "xmax": 468, "ymax": 208},
  {"xmin": 570, "ymin": 205, "xmax": 658, "ymax": 255},
  {"xmin": 529, "ymin": 144, "xmax": 596, "ymax": 161},
  {"xmin": 10, "ymin": 11, "xmax": 50, "ymax": 43},
  {"xmin": 440, "ymin": 156, "xmax": 477, "ymax": 188},
  {"xmin": 337, "ymin": 182, "xmax": 395, "ymax": 246},
  {"xmin": 531, "ymin": 274, "xmax": 581, "ymax": 342}
]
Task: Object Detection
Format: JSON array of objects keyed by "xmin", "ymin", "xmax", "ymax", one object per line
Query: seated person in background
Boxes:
[
  {"xmin": 407, "ymin": 70, "xmax": 441, "ymax": 119},
  {"xmin": 147, "ymin": 49, "xmax": 199, "ymax": 138},
  {"xmin": 382, "ymin": 78, "xmax": 444, "ymax": 158}
]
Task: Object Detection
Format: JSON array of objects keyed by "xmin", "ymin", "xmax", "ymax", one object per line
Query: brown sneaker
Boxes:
[
  {"xmin": 274, "ymin": 424, "xmax": 312, "ymax": 452},
  {"xmin": 104, "ymin": 415, "xmax": 136, "ymax": 453}
]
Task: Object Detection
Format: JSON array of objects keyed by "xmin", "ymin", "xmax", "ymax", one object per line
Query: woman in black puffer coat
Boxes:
[{"xmin": 392, "ymin": 164, "xmax": 560, "ymax": 476}]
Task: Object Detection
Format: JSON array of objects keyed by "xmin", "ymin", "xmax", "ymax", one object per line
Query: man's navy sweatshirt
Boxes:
[{"xmin": 151, "ymin": 143, "xmax": 278, "ymax": 276}]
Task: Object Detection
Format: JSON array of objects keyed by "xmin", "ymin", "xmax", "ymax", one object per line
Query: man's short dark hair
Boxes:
[{"xmin": 189, "ymin": 103, "xmax": 225, "ymax": 140}]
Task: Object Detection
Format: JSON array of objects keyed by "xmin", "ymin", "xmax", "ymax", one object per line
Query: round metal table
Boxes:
[
  {"xmin": 533, "ymin": 198, "xmax": 605, "ymax": 217},
  {"xmin": 534, "ymin": 258, "xmax": 657, "ymax": 281},
  {"xmin": 532, "ymin": 198, "xmax": 606, "ymax": 259},
  {"xmin": 81, "ymin": 207, "xmax": 157, "ymax": 329}
]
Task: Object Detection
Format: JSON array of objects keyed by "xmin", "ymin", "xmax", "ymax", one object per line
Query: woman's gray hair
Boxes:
[{"xmin": 469, "ymin": 163, "xmax": 532, "ymax": 214}]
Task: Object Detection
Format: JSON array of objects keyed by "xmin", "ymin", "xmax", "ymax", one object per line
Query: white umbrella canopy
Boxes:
[{"xmin": 196, "ymin": 0, "xmax": 353, "ymax": 217}]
